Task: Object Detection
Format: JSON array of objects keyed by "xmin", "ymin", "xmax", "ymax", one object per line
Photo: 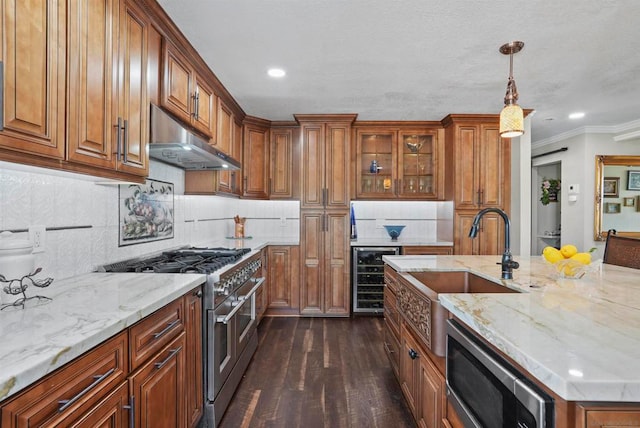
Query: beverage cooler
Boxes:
[{"xmin": 352, "ymin": 247, "xmax": 400, "ymax": 314}]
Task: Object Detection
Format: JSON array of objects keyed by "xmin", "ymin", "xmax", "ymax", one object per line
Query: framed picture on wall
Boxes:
[
  {"xmin": 627, "ymin": 171, "xmax": 640, "ymax": 190},
  {"xmin": 603, "ymin": 177, "xmax": 620, "ymax": 197},
  {"xmin": 604, "ymin": 202, "xmax": 621, "ymax": 214},
  {"xmin": 624, "ymin": 197, "xmax": 635, "ymax": 207}
]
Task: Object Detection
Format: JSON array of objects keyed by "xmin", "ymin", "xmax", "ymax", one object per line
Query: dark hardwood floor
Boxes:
[{"xmin": 219, "ymin": 316, "xmax": 416, "ymax": 428}]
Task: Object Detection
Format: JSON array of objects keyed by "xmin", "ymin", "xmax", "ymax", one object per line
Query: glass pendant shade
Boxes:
[{"xmin": 500, "ymin": 104, "xmax": 524, "ymax": 138}]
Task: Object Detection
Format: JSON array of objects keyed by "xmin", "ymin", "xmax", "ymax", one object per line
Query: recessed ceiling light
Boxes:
[
  {"xmin": 267, "ymin": 68, "xmax": 286, "ymax": 78},
  {"xmin": 569, "ymin": 112, "xmax": 585, "ymax": 119}
]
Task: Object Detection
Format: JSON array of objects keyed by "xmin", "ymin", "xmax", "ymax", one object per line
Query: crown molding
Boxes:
[{"xmin": 532, "ymin": 119, "xmax": 640, "ymax": 149}]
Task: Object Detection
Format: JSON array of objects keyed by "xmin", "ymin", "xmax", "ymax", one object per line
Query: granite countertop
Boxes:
[
  {"xmin": 383, "ymin": 255, "xmax": 640, "ymax": 402},
  {"xmin": 0, "ymin": 272, "xmax": 206, "ymax": 402},
  {"xmin": 350, "ymin": 238, "xmax": 453, "ymax": 247}
]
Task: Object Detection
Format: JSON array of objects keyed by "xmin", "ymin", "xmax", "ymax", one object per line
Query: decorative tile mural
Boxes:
[{"xmin": 119, "ymin": 179, "xmax": 174, "ymax": 246}]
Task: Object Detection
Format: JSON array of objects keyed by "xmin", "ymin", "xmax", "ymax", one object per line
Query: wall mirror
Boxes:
[{"xmin": 594, "ymin": 155, "xmax": 640, "ymax": 240}]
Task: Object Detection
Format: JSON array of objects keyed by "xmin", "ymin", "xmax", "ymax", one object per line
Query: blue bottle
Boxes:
[{"xmin": 350, "ymin": 203, "xmax": 358, "ymax": 240}]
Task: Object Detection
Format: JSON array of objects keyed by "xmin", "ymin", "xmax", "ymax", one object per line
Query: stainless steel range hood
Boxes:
[{"xmin": 148, "ymin": 104, "xmax": 240, "ymax": 170}]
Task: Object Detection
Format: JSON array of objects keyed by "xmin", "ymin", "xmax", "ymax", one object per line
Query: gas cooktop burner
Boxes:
[{"xmin": 100, "ymin": 247, "xmax": 251, "ymax": 274}]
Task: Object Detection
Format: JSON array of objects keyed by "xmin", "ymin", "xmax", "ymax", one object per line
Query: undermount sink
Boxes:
[{"xmin": 399, "ymin": 271, "xmax": 518, "ymax": 356}]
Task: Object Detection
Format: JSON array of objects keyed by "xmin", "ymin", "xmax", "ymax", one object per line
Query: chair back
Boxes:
[{"xmin": 603, "ymin": 230, "xmax": 640, "ymax": 269}]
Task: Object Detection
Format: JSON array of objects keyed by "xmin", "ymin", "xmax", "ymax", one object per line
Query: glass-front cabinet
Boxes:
[{"xmin": 355, "ymin": 127, "xmax": 444, "ymax": 199}]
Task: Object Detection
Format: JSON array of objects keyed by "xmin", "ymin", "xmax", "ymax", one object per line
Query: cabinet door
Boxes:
[
  {"xmin": 478, "ymin": 123, "xmax": 509, "ymax": 208},
  {"xmin": 231, "ymin": 119, "xmax": 243, "ymax": 195},
  {"xmin": 243, "ymin": 123, "xmax": 270, "ymax": 199},
  {"xmin": 400, "ymin": 324, "xmax": 419, "ymax": 418},
  {"xmin": 130, "ymin": 333, "xmax": 186, "ymax": 428},
  {"xmin": 67, "ymin": 0, "xmax": 118, "ymax": 169},
  {"xmin": 270, "ymin": 128, "xmax": 294, "ymax": 199},
  {"xmin": 116, "ymin": 0, "xmax": 148, "ymax": 176},
  {"xmin": 576, "ymin": 403, "xmax": 640, "ymax": 427},
  {"xmin": 191, "ymin": 75, "xmax": 215, "ymax": 138},
  {"xmin": 355, "ymin": 129, "xmax": 396, "ymax": 198},
  {"xmin": 216, "ymin": 98, "xmax": 234, "ymax": 192},
  {"xmin": 161, "ymin": 41, "xmax": 192, "ymax": 123},
  {"xmin": 300, "ymin": 211, "xmax": 324, "ymax": 315},
  {"xmin": 323, "ymin": 211, "xmax": 350, "ymax": 315},
  {"xmin": 184, "ymin": 288, "xmax": 203, "ymax": 428},
  {"xmin": 267, "ymin": 246, "xmax": 299, "ymax": 313},
  {"xmin": 0, "ymin": 0, "xmax": 65, "ymax": 159},
  {"xmin": 397, "ymin": 130, "xmax": 439, "ymax": 199},
  {"xmin": 417, "ymin": 350, "xmax": 444, "ymax": 428},
  {"xmin": 453, "ymin": 125, "xmax": 479, "ymax": 209},
  {"xmin": 325, "ymin": 123, "xmax": 350, "ymax": 209},
  {"xmin": 300, "ymin": 124, "xmax": 325, "ymax": 208},
  {"xmin": 455, "ymin": 211, "xmax": 503, "ymax": 255}
]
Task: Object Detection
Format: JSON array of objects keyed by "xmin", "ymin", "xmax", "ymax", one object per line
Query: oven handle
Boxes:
[{"xmin": 216, "ymin": 277, "xmax": 265, "ymax": 324}]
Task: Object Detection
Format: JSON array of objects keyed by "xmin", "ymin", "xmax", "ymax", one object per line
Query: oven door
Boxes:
[
  {"xmin": 446, "ymin": 319, "xmax": 554, "ymax": 428},
  {"xmin": 235, "ymin": 277, "xmax": 265, "ymax": 357},
  {"xmin": 208, "ymin": 296, "xmax": 236, "ymax": 401}
]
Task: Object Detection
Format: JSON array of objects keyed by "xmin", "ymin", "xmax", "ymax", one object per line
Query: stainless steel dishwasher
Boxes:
[{"xmin": 352, "ymin": 246, "xmax": 400, "ymax": 314}]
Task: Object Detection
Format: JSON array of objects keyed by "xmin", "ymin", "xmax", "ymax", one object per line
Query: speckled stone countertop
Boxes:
[
  {"xmin": 0, "ymin": 272, "xmax": 206, "ymax": 402},
  {"xmin": 383, "ymin": 255, "xmax": 640, "ymax": 402}
]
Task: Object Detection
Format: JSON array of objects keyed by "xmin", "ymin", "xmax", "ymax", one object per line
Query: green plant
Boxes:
[{"xmin": 541, "ymin": 178, "xmax": 561, "ymax": 205}]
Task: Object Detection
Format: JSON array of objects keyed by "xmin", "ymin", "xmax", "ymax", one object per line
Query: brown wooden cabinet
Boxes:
[
  {"xmin": 0, "ymin": 0, "xmax": 66, "ymax": 160},
  {"xmin": 270, "ymin": 125, "xmax": 298, "ymax": 199},
  {"xmin": 401, "ymin": 246, "xmax": 453, "ymax": 255},
  {"xmin": 243, "ymin": 117, "xmax": 270, "ymax": 199},
  {"xmin": 383, "ymin": 267, "xmax": 401, "ymax": 378},
  {"xmin": 67, "ymin": 0, "xmax": 149, "ymax": 177},
  {"xmin": 216, "ymin": 97, "xmax": 237, "ymax": 194},
  {"xmin": 0, "ymin": 332, "xmax": 129, "ymax": 427},
  {"xmin": 129, "ymin": 332, "xmax": 186, "ymax": 428},
  {"xmin": 443, "ymin": 115, "xmax": 511, "ymax": 255},
  {"xmin": 265, "ymin": 245, "xmax": 300, "ymax": 316},
  {"xmin": 162, "ymin": 40, "xmax": 216, "ymax": 139},
  {"xmin": 575, "ymin": 403, "xmax": 640, "ymax": 428},
  {"xmin": 354, "ymin": 126, "xmax": 445, "ymax": 200},
  {"xmin": 185, "ymin": 287, "xmax": 204, "ymax": 428},
  {"xmin": 296, "ymin": 115, "xmax": 355, "ymax": 317}
]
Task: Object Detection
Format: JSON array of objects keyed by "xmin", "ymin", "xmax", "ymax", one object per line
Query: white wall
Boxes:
[
  {"xmin": 0, "ymin": 160, "xmax": 299, "ymax": 281},
  {"xmin": 532, "ymin": 133, "xmax": 640, "ymax": 254}
]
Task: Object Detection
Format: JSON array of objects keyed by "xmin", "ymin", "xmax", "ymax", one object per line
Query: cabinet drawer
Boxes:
[
  {"xmin": 384, "ymin": 323, "xmax": 400, "ymax": 378},
  {"xmin": 129, "ymin": 298, "xmax": 184, "ymax": 370},
  {"xmin": 0, "ymin": 332, "xmax": 128, "ymax": 428},
  {"xmin": 384, "ymin": 286, "xmax": 400, "ymax": 339}
]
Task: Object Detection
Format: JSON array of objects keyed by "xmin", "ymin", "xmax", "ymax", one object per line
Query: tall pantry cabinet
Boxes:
[
  {"xmin": 443, "ymin": 115, "xmax": 511, "ymax": 255},
  {"xmin": 295, "ymin": 114, "xmax": 357, "ymax": 316}
]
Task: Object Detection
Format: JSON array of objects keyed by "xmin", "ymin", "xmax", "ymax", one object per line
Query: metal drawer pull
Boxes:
[
  {"xmin": 153, "ymin": 319, "xmax": 180, "ymax": 339},
  {"xmin": 114, "ymin": 117, "xmax": 122, "ymax": 161},
  {"xmin": 58, "ymin": 367, "xmax": 115, "ymax": 412},
  {"xmin": 408, "ymin": 348, "xmax": 418, "ymax": 360},
  {"xmin": 122, "ymin": 119, "xmax": 129, "ymax": 163},
  {"xmin": 123, "ymin": 396, "xmax": 135, "ymax": 428},
  {"xmin": 154, "ymin": 346, "xmax": 182, "ymax": 370}
]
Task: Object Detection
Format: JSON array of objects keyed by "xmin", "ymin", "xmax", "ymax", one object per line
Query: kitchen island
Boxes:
[{"xmin": 384, "ymin": 254, "xmax": 640, "ymax": 403}]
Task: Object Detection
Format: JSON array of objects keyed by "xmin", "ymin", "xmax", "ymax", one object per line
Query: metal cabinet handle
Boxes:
[
  {"xmin": 194, "ymin": 289, "xmax": 202, "ymax": 298},
  {"xmin": 123, "ymin": 396, "xmax": 135, "ymax": 428},
  {"xmin": 479, "ymin": 189, "xmax": 484, "ymax": 205},
  {"xmin": 154, "ymin": 346, "xmax": 182, "ymax": 370},
  {"xmin": 408, "ymin": 348, "xmax": 418, "ymax": 360},
  {"xmin": 237, "ymin": 277, "xmax": 265, "ymax": 302},
  {"xmin": 196, "ymin": 92, "xmax": 200, "ymax": 119},
  {"xmin": 58, "ymin": 368, "xmax": 115, "ymax": 412},
  {"xmin": 153, "ymin": 319, "xmax": 179, "ymax": 339},
  {"xmin": 122, "ymin": 119, "xmax": 129, "ymax": 163},
  {"xmin": 243, "ymin": 176, "xmax": 248, "ymax": 192},
  {"xmin": 114, "ymin": 117, "xmax": 122, "ymax": 161}
]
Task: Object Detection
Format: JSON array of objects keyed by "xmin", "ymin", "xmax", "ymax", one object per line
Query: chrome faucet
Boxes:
[{"xmin": 468, "ymin": 207, "xmax": 519, "ymax": 280}]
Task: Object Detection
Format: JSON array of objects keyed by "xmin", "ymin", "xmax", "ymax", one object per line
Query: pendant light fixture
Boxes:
[{"xmin": 499, "ymin": 41, "xmax": 525, "ymax": 138}]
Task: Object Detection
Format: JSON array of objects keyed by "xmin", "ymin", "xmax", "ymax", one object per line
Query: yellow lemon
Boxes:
[
  {"xmin": 542, "ymin": 246, "xmax": 564, "ymax": 264},
  {"xmin": 571, "ymin": 252, "xmax": 592, "ymax": 265},
  {"xmin": 560, "ymin": 244, "xmax": 578, "ymax": 259}
]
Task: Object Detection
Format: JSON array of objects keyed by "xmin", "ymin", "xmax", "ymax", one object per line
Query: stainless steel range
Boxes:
[{"xmin": 100, "ymin": 246, "xmax": 265, "ymax": 427}]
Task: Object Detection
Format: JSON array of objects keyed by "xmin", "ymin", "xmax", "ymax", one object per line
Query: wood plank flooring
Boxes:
[{"xmin": 219, "ymin": 317, "xmax": 416, "ymax": 428}]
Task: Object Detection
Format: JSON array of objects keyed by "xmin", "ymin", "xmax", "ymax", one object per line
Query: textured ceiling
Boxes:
[{"xmin": 156, "ymin": 0, "xmax": 640, "ymax": 143}]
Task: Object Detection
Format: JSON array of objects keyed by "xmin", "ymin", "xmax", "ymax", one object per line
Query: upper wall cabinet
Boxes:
[
  {"xmin": 242, "ymin": 117, "xmax": 270, "ymax": 199},
  {"xmin": 270, "ymin": 125, "xmax": 299, "ymax": 199},
  {"xmin": 67, "ymin": 0, "xmax": 150, "ymax": 177},
  {"xmin": 0, "ymin": 0, "xmax": 66, "ymax": 159},
  {"xmin": 353, "ymin": 126, "xmax": 445, "ymax": 200},
  {"xmin": 1, "ymin": 0, "xmax": 149, "ymax": 179},
  {"xmin": 161, "ymin": 40, "xmax": 216, "ymax": 139}
]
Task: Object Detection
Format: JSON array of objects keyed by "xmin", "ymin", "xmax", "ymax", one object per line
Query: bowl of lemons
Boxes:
[{"xmin": 542, "ymin": 245, "xmax": 597, "ymax": 279}]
